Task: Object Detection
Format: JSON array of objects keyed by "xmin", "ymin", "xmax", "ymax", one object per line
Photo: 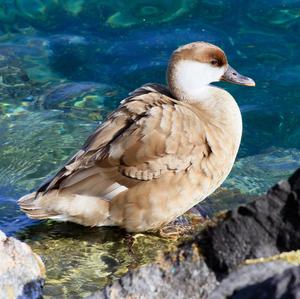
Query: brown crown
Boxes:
[{"xmin": 170, "ymin": 42, "xmax": 228, "ymax": 67}]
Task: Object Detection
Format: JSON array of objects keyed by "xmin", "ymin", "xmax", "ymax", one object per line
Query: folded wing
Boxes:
[{"xmin": 35, "ymin": 83, "xmax": 209, "ymax": 201}]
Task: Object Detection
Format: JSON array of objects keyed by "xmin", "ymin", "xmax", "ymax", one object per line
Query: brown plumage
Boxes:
[{"xmin": 19, "ymin": 42, "xmax": 255, "ymax": 232}]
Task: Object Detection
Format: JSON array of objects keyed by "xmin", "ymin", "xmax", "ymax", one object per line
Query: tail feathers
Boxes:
[
  {"xmin": 18, "ymin": 191, "xmax": 112, "ymax": 227},
  {"xmin": 18, "ymin": 191, "xmax": 37, "ymax": 206},
  {"xmin": 18, "ymin": 192, "xmax": 59, "ymax": 219}
]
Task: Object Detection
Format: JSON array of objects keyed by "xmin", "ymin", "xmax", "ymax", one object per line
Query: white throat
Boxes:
[{"xmin": 172, "ymin": 60, "xmax": 225, "ymax": 101}]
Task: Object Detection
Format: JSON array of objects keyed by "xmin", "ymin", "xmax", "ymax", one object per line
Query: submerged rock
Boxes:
[
  {"xmin": 0, "ymin": 60, "xmax": 35, "ymax": 101},
  {"xmin": 35, "ymin": 81, "xmax": 120, "ymax": 110},
  {"xmin": 246, "ymin": 1, "xmax": 300, "ymax": 29},
  {"xmin": 34, "ymin": 81, "xmax": 124, "ymax": 120},
  {"xmin": 0, "ymin": 230, "xmax": 45, "ymax": 299},
  {"xmin": 106, "ymin": 0, "xmax": 196, "ymax": 28},
  {"xmin": 0, "ymin": 0, "xmax": 196, "ymax": 32}
]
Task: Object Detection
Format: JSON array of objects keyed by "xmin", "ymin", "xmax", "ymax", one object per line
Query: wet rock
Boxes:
[
  {"xmin": 90, "ymin": 251, "xmax": 217, "ymax": 299},
  {"xmin": 197, "ymin": 168, "xmax": 300, "ymax": 276},
  {"xmin": 0, "ymin": 230, "xmax": 45, "ymax": 299},
  {"xmin": 220, "ymin": 264, "xmax": 300, "ymax": 299},
  {"xmin": 208, "ymin": 262, "xmax": 293, "ymax": 299},
  {"xmin": 96, "ymin": 167, "xmax": 300, "ymax": 298}
]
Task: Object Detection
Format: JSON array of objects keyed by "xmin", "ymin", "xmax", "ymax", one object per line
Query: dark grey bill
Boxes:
[{"xmin": 222, "ymin": 65, "xmax": 255, "ymax": 86}]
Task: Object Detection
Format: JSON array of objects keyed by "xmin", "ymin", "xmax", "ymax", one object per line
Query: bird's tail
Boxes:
[
  {"xmin": 18, "ymin": 192, "xmax": 54, "ymax": 219},
  {"xmin": 18, "ymin": 191, "xmax": 111, "ymax": 227}
]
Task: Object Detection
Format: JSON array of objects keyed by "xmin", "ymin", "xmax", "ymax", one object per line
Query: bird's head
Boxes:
[{"xmin": 167, "ymin": 42, "xmax": 255, "ymax": 100}]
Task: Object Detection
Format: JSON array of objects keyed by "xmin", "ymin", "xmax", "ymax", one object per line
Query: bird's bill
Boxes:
[{"xmin": 221, "ymin": 65, "xmax": 255, "ymax": 87}]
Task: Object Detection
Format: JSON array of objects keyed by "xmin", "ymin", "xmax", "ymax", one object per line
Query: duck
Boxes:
[{"xmin": 19, "ymin": 42, "xmax": 255, "ymax": 232}]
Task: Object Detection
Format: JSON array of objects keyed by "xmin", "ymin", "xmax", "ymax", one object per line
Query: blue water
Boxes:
[{"xmin": 0, "ymin": 0, "xmax": 300, "ymax": 297}]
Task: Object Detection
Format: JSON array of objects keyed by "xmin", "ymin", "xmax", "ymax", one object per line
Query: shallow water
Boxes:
[{"xmin": 0, "ymin": 0, "xmax": 300, "ymax": 297}]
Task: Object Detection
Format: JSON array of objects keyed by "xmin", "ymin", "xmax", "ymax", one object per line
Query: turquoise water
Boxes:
[{"xmin": 0, "ymin": 0, "xmax": 300, "ymax": 297}]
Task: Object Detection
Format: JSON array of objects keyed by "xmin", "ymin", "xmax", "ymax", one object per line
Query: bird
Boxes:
[{"xmin": 19, "ymin": 42, "xmax": 255, "ymax": 232}]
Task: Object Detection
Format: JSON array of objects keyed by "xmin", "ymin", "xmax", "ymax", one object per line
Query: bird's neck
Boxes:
[{"xmin": 168, "ymin": 60, "xmax": 242, "ymax": 153}]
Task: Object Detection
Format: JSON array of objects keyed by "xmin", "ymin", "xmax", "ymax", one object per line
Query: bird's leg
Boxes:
[{"xmin": 158, "ymin": 212, "xmax": 207, "ymax": 239}]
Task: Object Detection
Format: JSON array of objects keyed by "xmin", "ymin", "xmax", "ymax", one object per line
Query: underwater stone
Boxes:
[
  {"xmin": 0, "ymin": 0, "xmax": 91, "ymax": 32},
  {"xmin": 246, "ymin": 1, "xmax": 300, "ymax": 28},
  {"xmin": 34, "ymin": 81, "xmax": 123, "ymax": 120},
  {"xmin": 106, "ymin": 0, "xmax": 196, "ymax": 27},
  {"xmin": 0, "ymin": 0, "xmax": 224, "ymax": 32},
  {"xmin": 14, "ymin": 0, "xmax": 70, "ymax": 30},
  {"xmin": 35, "ymin": 82, "xmax": 105, "ymax": 109},
  {"xmin": 0, "ymin": 65, "xmax": 35, "ymax": 100},
  {"xmin": 0, "ymin": 230, "xmax": 45, "ymax": 299},
  {"xmin": 0, "ymin": 0, "xmax": 196, "ymax": 31}
]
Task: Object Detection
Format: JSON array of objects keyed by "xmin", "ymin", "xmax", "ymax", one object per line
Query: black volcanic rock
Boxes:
[
  {"xmin": 92, "ymin": 167, "xmax": 300, "ymax": 299},
  {"xmin": 228, "ymin": 264, "xmax": 300, "ymax": 299},
  {"xmin": 208, "ymin": 261, "xmax": 293, "ymax": 299},
  {"xmin": 195, "ymin": 169, "xmax": 300, "ymax": 277}
]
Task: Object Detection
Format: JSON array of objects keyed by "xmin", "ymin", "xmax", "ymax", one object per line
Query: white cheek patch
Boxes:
[{"xmin": 175, "ymin": 60, "xmax": 225, "ymax": 89}]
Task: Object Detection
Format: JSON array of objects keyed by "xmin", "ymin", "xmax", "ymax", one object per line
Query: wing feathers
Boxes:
[{"xmin": 36, "ymin": 83, "xmax": 207, "ymax": 194}]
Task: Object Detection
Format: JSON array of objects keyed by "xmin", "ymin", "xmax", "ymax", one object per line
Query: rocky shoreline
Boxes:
[
  {"xmin": 91, "ymin": 168, "xmax": 300, "ymax": 299},
  {"xmin": 1, "ymin": 168, "xmax": 300, "ymax": 298}
]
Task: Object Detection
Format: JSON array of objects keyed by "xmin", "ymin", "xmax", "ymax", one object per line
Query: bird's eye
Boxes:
[{"xmin": 210, "ymin": 60, "xmax": 219, "ymax": 66}]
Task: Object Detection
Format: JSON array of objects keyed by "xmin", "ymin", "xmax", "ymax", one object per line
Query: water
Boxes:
[{"xmin": 0, "ymin": 0, "xmax": 300, "ymax": 297}]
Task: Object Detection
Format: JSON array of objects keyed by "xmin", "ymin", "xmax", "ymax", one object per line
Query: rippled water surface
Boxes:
[{"xmin": 0, "ymin": 0, "xmax": 300, "ymax": 297}]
